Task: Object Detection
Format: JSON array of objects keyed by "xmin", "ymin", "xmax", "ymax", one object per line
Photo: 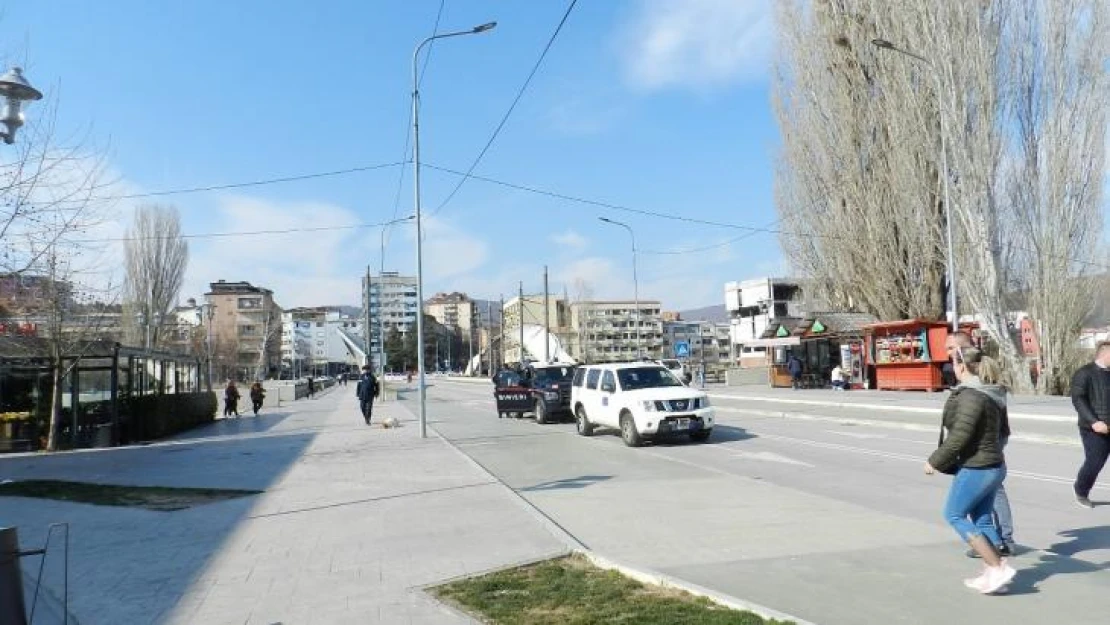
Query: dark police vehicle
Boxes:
[{"xmin": 492, "ymin": 362, "xmax": 577, "ymax": 424}]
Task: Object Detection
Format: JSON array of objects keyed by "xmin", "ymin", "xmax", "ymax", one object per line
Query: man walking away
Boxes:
[
  {"xmin": 357, "ymin": 365, "xmax": 380, "ymax": 425},
  {"xmin": 1071, "ymin": 340, "xmax": 1110, "ymax": 509},
  {"xmin": 306, "ymin": 376, "xmax": 315, "ymax": 399},
  {"xmin": 788, "ymin": 353, "xmax": 804, "ymax": 390}
]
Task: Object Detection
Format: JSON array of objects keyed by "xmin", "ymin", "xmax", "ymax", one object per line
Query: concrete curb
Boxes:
[
  {"xmin": 708, "ymin": 392, "xmax": 1073, "ymax": 423},
  {"xmin": 393, "ymin": 397, "xmax": 817, "ymax": 625}
]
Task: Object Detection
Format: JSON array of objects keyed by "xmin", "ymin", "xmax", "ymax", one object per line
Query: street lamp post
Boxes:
[
  {"xmin": 599, "ymin": 217, "xmax": 641, "ymax": 360},
  {"xmin": 412, "ymin": 21, "xmax": 496, "ymax": 439},
  {"xmin": 203, "ymin": 303, "xmax": 215, "ymax": 391},
  {"xmin": 871, "ymin": 38, "xmax": 958, "ymax": 333},
  {"xmin": 0, "ymin": 66, "xmax": 43, "ymax": 145}
]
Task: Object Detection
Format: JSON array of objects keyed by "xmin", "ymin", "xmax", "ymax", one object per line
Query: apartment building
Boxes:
[
  {"xmin": 425, "ymin": 292, "xmax": 479, "ymax": 336},
  {"xmin": 501, "ymin": 294, "xmax": 573, "ymax": 364},
  {"xmin": 662, "ymin": 318, "xmax": 731, "ymax": 365},
  {"xmin": 570, "ymin": 300, "xmax": 663, "ymax": 363},
  {"xmin": 362, "ymin": 272, "xmax": 418, "ymax": 371},
  {"xmin": 280, "ymin": 307, "xmax": 363, "ymax": 377},
  {"xmin": 725, "ymin": 277, "xmax": 804, "ymax": 367},
  {"xmin": 204, "ymin": 280, "xmax": 283, "ymax": 381}
]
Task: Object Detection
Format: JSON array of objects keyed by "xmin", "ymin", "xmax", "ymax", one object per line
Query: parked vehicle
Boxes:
[
  {"xmin": 491, "ymin": 363, "xmax": 577, "ymax": 423},
  {"xmin": 656, "ymin": 359, "xmax": 691, "ymax": 385},
  {"xmin": 570, "ymin": 363, "xmax": 714, "ymax": 446}
]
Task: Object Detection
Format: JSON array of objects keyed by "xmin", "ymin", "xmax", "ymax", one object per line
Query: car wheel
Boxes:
[
  {"xmin": 575, "ymin": 406, "xmax": 594, "ymax": 437},
  {"xmin": 620, "ymin": 412, "xmax": 643, "ymax": 447},
  {"xmin": 535, "ymin": 400, "xmax": 547, "ymax": 425},
  {"xmin": 690, "ymin": 429, "xmax": 712, "ymax": 443}
]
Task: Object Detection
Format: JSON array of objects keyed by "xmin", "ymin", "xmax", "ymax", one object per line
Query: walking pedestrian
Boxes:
[
  {"xmin": 926, "ymin": 345, "xmax": 1015, "ymax": 594},
  {"xmin": 356, "ymin": 365, "xmax": 380, "ymax": 425},
  {"xmin": 306, "ymin": 375, "xmax": 315, "ymax": 399},
  {"xmin": 224, "ymin": 380, "xmax": 241, "ymax": 418},
  {"xmin": 787, "ymin": 353, "xmax": 804, "ymax": 390},
  {"xmin": 946, "ymin": 332, "xmax": 1015, "ymax": 557},
  {"xmin": 249, "ymin": 381, "xmax": 265, "ymax": 416},
  {"xmin": 1071, "ymin": 340, "xmax": 1110, "ymax": 509}
]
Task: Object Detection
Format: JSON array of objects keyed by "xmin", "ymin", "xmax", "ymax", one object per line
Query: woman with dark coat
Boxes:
[
  {"xmin": 925, "ymin": 346, "xmax": 1015, "ymax": 594},
  {"xmin": 224, "ymin": 381, "xmax": 241, "ymax": 417},
  {"xmin": 249, "ymin": 381, "xmax": 266, "ymax": 416}
]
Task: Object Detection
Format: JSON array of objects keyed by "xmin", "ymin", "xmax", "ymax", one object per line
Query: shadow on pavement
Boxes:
[
  {"xmin": 172, "ymin": 410, "xmax": 296, "ymax": 440},
  {"xmin": 520, "ymin": 475, "xmax": 613, "ymax": 492},
  {"xmin": 2, "ymin": 417, "xmax": 320, "ymax": 624},
  {"xmin": 1006, "ymin": 526, "xmax": 1110, "ymax": 595},
  {"xmin": 650, "ymin": 424, "xmax": 757, "ymax": 447}
]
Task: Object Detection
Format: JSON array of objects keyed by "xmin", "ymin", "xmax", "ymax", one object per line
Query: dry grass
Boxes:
[{"xmin": 0, "ymin": 479, "xmax": 260, "ymax": 511}]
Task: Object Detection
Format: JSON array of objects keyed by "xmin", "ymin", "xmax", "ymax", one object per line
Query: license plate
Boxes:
[{"xmin": 672, "ymin": 418, "xmax": 690, "ymax": 430}]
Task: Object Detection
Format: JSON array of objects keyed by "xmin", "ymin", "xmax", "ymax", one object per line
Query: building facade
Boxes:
[
  {"xmin": 569, "ymin": 300, "xmax": 663, "ymax": 363},
  {"xmin": 204, "ymin": 280, "xmax": 283, "ymax": 381},
  {"xmin": 362, "ymin": 272, "xmax": 418, "ymax": 372},
  {"xmin": 501, "ymin": 294, "xmax": 574, "ymax": 364},
  {"xmin": 425, "ymin": 292, "xmax": 478, "ymax": 336},
  {"xmin": 725, "ymin": 277, "xmax": 804, "ymax": 367},
  {"xmin": 280, "ymin": 307, "xmax": 363, "ymax": 377},
  {"xmin": 662, "ymin": 318, "xmax": 731, "ymax": 366}
]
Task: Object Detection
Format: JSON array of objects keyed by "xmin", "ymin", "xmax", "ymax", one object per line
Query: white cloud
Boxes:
[
  {"xmin": 620, "ymin": 0, "xmax": 774, "ymax": 91},
  {"xmin": 412, "ymin": 215, "xmax": 491, "ymax": 280},
  {"xmin": 551, "ymin": 229, "xmax": 588, "ymax": 250}
]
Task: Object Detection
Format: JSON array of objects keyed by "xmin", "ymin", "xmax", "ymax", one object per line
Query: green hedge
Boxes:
[{"xmin": 120, "ymin": 392, "xmax": 218, "ymax": 443}]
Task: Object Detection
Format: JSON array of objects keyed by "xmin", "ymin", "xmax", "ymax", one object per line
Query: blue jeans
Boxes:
[
  {"xmin": 944, "ymin": 465, "xmax": 1006, "ymax": 544},
  {"xmin": 992, "ymin": 436, "xmax": 1013, "ymax": 544}
]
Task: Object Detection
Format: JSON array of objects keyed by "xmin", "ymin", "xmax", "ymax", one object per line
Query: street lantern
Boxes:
[{"xmin": 0, "ymin": 67, "xmax": 43, "ymax": 145}]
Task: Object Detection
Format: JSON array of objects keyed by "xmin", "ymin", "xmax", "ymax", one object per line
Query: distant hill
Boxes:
[{"xmin": 678, "ymin": 304, "xmax": 728, "ymax": 323}]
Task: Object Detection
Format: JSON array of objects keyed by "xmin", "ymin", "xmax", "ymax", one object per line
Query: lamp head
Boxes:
[
  {"xmin": 871, "ymin": 38, "xmax": 896, "ymax": 50},
  {"xmin": 473, "ymin": 22, "xmax": 497, "ymax": 33}
]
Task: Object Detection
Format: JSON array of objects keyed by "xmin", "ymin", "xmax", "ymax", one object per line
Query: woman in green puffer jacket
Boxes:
[{"xmin": 925, "ymin": 346, "xmax": 1016, "ymax": 594}]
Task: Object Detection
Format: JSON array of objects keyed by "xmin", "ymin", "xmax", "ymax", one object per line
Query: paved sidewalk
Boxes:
[{"xmin": 1, "ymin": 390, "xmax": 567, "ymax": 624}]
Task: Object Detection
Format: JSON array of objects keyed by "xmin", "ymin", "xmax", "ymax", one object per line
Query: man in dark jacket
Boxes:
[
  {"xmin": 357, "ymin": 365, "xmax": 380, "ymax": 425},
  {"xmin": 787, "ymin": 354, "xmax": 804, "ymax": 390},
  {"xmin": 1071, "ymin": 341, "xmax": 1110, "ymax": 508}
]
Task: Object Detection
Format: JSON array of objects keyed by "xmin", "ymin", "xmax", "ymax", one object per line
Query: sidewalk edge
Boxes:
[
  {"xmin": 708, "ymin": 392, "xmax": 1071, "ymax": 423},
  {"xmin": 394, "ymin": 398, "xmax": 817, "ymax": 625}
]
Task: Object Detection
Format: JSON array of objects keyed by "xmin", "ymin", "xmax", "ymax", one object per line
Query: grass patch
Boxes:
[
  {"xmin": 431, "ymin": 555, "xmax": 793, "ymax": 625},
  {"xmin": 0, "ymin": 479, "xmax": 261, "ymax": 511}
]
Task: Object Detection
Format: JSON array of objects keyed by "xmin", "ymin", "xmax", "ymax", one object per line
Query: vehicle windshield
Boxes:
[
  {"xmin": 532, "ymin": 366, "xmax": 575, "ymax": 387},
  {"xmin": 616, "ymin": 367, "xmax": 683, "ymax": 391}
]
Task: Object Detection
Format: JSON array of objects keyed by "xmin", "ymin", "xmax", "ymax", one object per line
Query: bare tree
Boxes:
[
  {"xmin": 773, "ymin": 0, "xmax": 1107, "ymax": 393},
  {"xmin": 252, "ymin": 308, "xmax": 281, "ymax": 381},
  {"xmin": 571, "ymin": 278, "xmax": 594, "ymax": 363},
  {"xmin": 122, "ymin": 204, "xmax": 188, "ymax": 349}
]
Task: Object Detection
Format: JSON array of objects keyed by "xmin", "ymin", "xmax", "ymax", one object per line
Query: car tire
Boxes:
[
  {"xmin": 620, "ymin": 412, "xmax": 643, "ymax": 447},
  {"xmin": 690, "ymin": 429, "xmax": 712, "ymax": 443},
  {"xmin": 535, "ymin": 400, "xmax": 547, "ymax": 425},
  {"xmin": 575, "ymin": 406, "xmax": 594, "ymax": 437}
]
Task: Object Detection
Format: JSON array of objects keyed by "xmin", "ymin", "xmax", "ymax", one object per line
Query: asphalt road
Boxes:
[{"xmin": 412, "ymin": 379, "xmax": 1110, "ymax": 625}]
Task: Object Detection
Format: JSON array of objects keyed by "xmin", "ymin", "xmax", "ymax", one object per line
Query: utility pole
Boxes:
[
  {"xmin": 543, "ymin": 266, "xmax": 550, "ymax": 363},
  {"xmin": 518, "ymin": 281, "xmax": 525, "ymax": 366},
  {"xmin": 365, "ymin": 266, "xmax": 372, "ymax": 369},
  {"xmin": 499, "ymin": 294, "xmax": 505, "ymax": 370},
  {"xmin": 486, "ymin": 300, "xmax": 493, "ymax": 374}
]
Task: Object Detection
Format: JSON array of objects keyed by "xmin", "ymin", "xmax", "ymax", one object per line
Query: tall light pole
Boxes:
[
  {"xmin": 599, "ymin": 217, "xmax": 641, "ymax": 359},
  {"xmin": 872, "ymin": 38, "xmax": 957, "ymax": 333},
  {"xmin": 412, "ymin": 21, "xmax": 497, "ymax": 439},
  {"xmin": 0, "ymin": 66, "xmax": 43, "ymax": 145}
]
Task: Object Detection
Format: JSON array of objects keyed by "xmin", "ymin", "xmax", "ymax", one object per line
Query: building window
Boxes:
[{"xmin": 238, "ymin": 297, "xmax": 263, "ymax": 309}]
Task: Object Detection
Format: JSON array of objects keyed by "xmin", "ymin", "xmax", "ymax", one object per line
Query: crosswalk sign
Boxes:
[{"xmin": 674, "ymin": 341, "xmax": 690, "ymax": 358}]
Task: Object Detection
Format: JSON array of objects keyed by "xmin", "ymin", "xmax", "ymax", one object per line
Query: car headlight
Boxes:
[
  {"xmin": 642, "ymin": 400, "xmax": 657, "ymax": 412},
  {"xmin": 544, "ymin": 392, "xmax": 559, "ymax": 401},
  {"xmin": 699, "ymin": 397, "xmax": 711, "ymax": 408}
]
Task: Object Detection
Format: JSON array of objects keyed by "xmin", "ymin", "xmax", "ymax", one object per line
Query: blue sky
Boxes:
[{"xmin": 4, "ymin": 0, "xmax": 784, "ymax": 311}]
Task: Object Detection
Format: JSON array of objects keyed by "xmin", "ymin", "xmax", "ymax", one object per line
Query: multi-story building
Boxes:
[
  {"xmin": 662, "ymin": 317, "xmax": 731, "ymax": 365},
  {"xmin": 725, "ymin": 277, "xmax": 804, "ymax": 367},
  {"xmin": 280, "ymin": 307, "xmax": 363, "ymax": 377},
  {"xmin": 204, "ymin": 280, "xmax": 283, "ymax": 381},
  {"xmin": 0, "ymin": 273, "xmax": 71, "ymax": 315},
  {"xmin": 362, "ymin": 272, "xmax": 417, "ymax": 372},
  {"xmin": 501, "ymin": 294, "xmax": 574, "ymax": 364},
  {"xmin": 425, "ymin": 292, "xmax": 478, "ymax": 336},
  {"xmin": 569, "ymin": 300, "xmax": 663, "ymax": 364}
]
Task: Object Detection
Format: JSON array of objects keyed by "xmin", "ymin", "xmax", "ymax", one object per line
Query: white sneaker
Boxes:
[
  {"xmin": 979, "ymin": 563, "xmax": 1016, "ymax": 594},
  {"xmin": 964, "ymin": 568, "xmax": 990, "ymax": 591}
]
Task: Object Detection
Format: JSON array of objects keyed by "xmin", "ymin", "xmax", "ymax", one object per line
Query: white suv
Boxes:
[{"xmin": 570, "ymin": 363, "xmax": 714, "ymax": 446}]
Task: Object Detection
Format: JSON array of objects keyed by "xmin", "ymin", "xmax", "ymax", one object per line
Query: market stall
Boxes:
[
  {"xmin": 749, "ymin": 312, "xmax": 877, "ymax": 389},
  {"xmin": 863, "ymin": 319, "xmax": 950, "ymax": 391}
]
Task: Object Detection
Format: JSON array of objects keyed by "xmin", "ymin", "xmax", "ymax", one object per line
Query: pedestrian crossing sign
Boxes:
[{"xmin": 674, "ymin": 341, "xmax": 690, "ymax": 358}]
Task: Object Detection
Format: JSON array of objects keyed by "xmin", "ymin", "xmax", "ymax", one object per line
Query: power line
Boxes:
[
  {"xmin": 107, "ymin": 162, "xmax": 405, "ymax": 201},
  {"xmin": 638, "ymin": 221, "xmax": 780, "ymax": 255},
  {"xmin": 430, "ymin": 0, "xmax": 579, "ymax": 216},
  {"xmin": 67, "ymin": 217, "xmax": 413, "ymax": 244}
]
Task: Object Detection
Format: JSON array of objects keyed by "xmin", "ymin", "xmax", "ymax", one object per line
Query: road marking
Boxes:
[
  {"xmin": 730, "ymin": 450, "xmax": 815, "ymax": 467},
  {"xmin": 826, "ymin": 430, "xmax": 887, "ymax": 440},
  {"xmin": 709, "ymin": 392, "xmax": 1073, "ymax": 423}
]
